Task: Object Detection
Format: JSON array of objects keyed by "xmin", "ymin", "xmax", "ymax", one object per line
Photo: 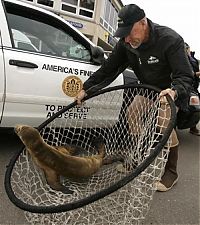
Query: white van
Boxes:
[{"xmin": 0, "ymin": 0, "xmax": 136, "ymax": 128}]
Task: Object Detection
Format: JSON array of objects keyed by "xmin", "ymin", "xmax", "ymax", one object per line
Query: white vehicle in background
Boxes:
[{"xmin": 0, "ymin": 0, "xmax": 137, "ymax": 129}]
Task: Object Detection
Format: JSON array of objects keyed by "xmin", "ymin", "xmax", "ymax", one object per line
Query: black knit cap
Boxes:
[{"xmin": 114, "ymin": 4, "xmax": 145, "ymax": 38}]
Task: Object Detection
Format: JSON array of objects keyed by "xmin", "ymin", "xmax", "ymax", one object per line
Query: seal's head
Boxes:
[{"xmin": 15, "ymin": 125, "xmax": 42, "ymax": 147}]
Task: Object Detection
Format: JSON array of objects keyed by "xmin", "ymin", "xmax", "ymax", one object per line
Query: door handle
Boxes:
[{"xmin": 9, "ymin": 59, "xmax": 38, "ymax": 68}]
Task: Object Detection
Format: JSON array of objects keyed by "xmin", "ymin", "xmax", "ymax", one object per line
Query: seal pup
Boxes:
[{"xmin": 15, "ymin": 125, "xmax": 122, "ymax": 194}]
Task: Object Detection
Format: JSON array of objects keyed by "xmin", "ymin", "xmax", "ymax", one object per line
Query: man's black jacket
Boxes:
[{"xmin": 83, "ymin": 19, "xmax": 194, "ymax": 110}]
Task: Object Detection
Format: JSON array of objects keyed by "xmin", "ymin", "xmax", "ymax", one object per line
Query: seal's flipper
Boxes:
[{"xmin": 43, "ymin": 167, "xmax": 73, "ymax": 194}]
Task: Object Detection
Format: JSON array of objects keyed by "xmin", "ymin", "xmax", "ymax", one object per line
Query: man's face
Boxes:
[{"xmin": 124, "ymin": 20, "xmax": 146, "ymax": 49}]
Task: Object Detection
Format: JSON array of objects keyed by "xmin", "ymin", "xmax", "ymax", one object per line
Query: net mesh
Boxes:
[{"xmin": 9, "ymin": 87, "xmax": 173, "ymax": 225}]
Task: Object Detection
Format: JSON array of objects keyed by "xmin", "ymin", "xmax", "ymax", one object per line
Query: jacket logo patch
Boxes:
[{"xmin": 147, "ymin": 56, "xmax": 159, "ymax": 64}]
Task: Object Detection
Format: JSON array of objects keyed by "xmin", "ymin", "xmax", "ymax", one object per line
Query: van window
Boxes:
[
  {"xmin": 5, "ymin": 3, "xmax": 91, "ymax": 62},
  {"xmin": 12, "ymin": 29, "xmax": 39, "ymax": 52}
]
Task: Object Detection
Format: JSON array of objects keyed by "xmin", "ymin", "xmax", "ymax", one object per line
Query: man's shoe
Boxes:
[
  {"xmin": 155, "ymin": 174, "xmax": 178, "ymax": 192},
  {"xmin": 155, "ymin": 145, "xmax": 179, "ymax": 192},
  {"xmin": 189, "ymin": 127, "xmax": 200, "ymax": 136}
]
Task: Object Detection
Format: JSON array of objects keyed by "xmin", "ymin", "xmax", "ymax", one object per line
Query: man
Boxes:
[
  {"xmin": 75, "ymin": 4, "xmax": 193, "ymax": 191},
  {"xmin": 185, "ymin": 42, "xmax": 200, "ymax": 136}
]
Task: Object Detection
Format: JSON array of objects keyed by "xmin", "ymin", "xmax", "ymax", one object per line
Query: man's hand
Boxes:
[
  {"xmin": 195, "ymin": 71, "xmax": 200, "ymax": 77},
  {"xmin": 159, "ymin": 88, "xmax": 177, "ymax": 103},
  {"xmin": 75, "ymin": 89, "xmax": 87, "ymax": 105}
]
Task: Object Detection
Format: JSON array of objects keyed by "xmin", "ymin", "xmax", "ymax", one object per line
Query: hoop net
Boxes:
[{"xmin": 6, "ymin": 85, "xmax": 176, "ymax": 225}]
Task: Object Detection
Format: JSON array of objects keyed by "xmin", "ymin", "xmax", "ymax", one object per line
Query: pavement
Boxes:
[
  {"xmin": 0, "ymin": 127, "xmax": 199, "ymax": 225},
  {"xmin": 145, "ymin": 127, "xmax": 200, "ymax": 225}
]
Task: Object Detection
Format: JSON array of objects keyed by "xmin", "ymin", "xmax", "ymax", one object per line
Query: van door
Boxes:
[{"xmin": 1, "ymin": 1, "xmax": 107, "ymax": 127}]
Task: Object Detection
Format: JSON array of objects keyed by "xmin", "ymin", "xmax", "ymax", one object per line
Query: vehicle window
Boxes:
[
  {"xmin": 5, "ymin": 4, "xmax": 91, "ymax": 62},
  {"xmin": 18, "ymin": 42, "xmax": 38, "ymax": 52}
]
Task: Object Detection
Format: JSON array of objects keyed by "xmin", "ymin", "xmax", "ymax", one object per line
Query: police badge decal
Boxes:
[{"xmin": 62, "ymin": 75, "xmax": 83, "ymax": 97}]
